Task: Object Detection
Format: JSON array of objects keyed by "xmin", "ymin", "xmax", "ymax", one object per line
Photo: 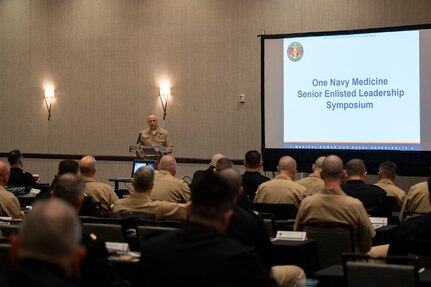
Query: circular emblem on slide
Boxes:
[{"xmin": 287, "ymin": 42, "xmax": 304, "ymax": 62}]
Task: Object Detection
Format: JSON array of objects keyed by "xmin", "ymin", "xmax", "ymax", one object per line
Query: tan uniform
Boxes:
[
  {"xmin": 296, "ymin": 172, "xmax": 324, "ymax": 195},
  {"xmin": 399, "ymin": 181, "xmax": 430, "ymax": 221},
  {"xmin": 294, "ymin": 188, "xmax": 375, "ymax": 253},
  {"xmin": 0, "ymin": 186, "xmax": 24, "ymax": 219},
  {"xmin": 82, "ymin": 177, "xmax": 119, "ymax": 212},
  {"xmin": 254, "ymin": 175, "xmax": 306, "ymax": 208},
  {"xmin": 374, "ymin": 178, "xmax": 406, "ymax": 206},
  {"xmin": 139, "ymin": 127, "xmax": 173, "ymax": 148},
  {"xmin": 113, "ymin": 192, "xmax": 187, "ymax": 220},
  {"xmin": 150, "ymin": 170, "xmax": 191, "ymax": 203}
]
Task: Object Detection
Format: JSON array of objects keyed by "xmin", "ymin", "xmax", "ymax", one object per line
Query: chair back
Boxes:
[
  {"xmin": 301, "ymin": 222, "xmax": 354, "ymax": 269},
  {"xmin": 252, "ymin": 203, "xmax": 298, "ymax": 220},
  {"xmin": 83, "ymin": 223, "xmax": 125, "ymax": 242},
  {"xmin": 0, "ymin": 224, "xmax": 20, "ymax": 238},
  {"xmin": 343, "ymin": 253, "xmax": 419, "ymax": 287},
  {"xmin": 0, "ymin": 243, "xmax": 11, "ymax": 274},
  {"xmin": 386, "ymin": 196, "xmax": 400, "ymax": 212},
  {"xmin": 137, "ymin": 226, "xmax": 177, "ymax": 248},
  {"xmin": 258, "ymin": 212, "xmax": 276, "ymax": 238}
]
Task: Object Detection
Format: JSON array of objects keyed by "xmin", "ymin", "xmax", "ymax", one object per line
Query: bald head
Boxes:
[
  {"xmin": 0, "ymin": 161, "xmax": 10, "ymax": 186},
  {"xmin": 52, "ymin": 173, "xmax": 85, "ymax": 209},
  {"xmin": 313, "ymin": 156, "xmax": 326, "ymax": 173},
  {"xmin": 210, "ymin": 154, "xmax": 225, "ymax": 167},
  {"xmin": 158, "ymin": 155, "xmax": 177, "ymax": 176},
  {"xmin": 147, "ymin": 113, "xmax": 158, "ymax": 130},
  {"xmin": 79, "ymin": 155, "xmax": 96, "ymax": 176},
  {"xmin": 321, "ymin": 155, "xmax": 344, "ymax": 180},
  {"xmin": 19, "ymin": 199, "xmax": 82, "ymax": 264},
  {"xmin": 215, "ymin": 157, "xmax": 233, "ymax": 174},
  {"xmin": 277, "ymin": 156, "xmax": 297, "ymax": 179},
  {"xmin": 219, "ymin": 168, "xmax": 242, "ymax": 198}
]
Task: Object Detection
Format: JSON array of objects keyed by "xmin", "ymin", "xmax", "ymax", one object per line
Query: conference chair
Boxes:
[
  {"xmin": 301, "ymin": 222, "xmax": 354, "ymax": 269},
  {"xmin": 0, "ymin": 224, "xmax": 20, "ymax": 238},
  {"xmin": 82, "ymin": 223, "xmax": 125, "ymax": 243},
  {"xmin": 252, "ymin": 203, "xmax": 298, "ymax": 220},
  {"xmin": 137, "ymin": 226, "xmax": 177, "ymax": 248},
  {"xmin": 0, "ymin": 243, "xmax": 11, "ymax": 277},
  {"xmin": 343, "ymin": 253, "xmax": 419, "ymax": 287}
]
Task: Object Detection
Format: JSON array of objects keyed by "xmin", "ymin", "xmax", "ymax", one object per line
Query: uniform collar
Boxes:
[
  {"xmin": 308, "ymin": 172, "xmax": 321, "ymax": 179},
  {"xmin": 157, "ymin": 170, "xmax": 171, "ymax": 176},
  {"xmin": 377, "ymin": 178, "xmax": 394, "ymax": 185},
  {"xmin": 274, "ymin": 175, "xmax": 293, "ymax": 181},
  {"xmin": 81, "ymin": 176, "xmax": 95, "ymax": 183},
  {"xmin": 321, "ymin": 188, "xmax": 346, "ymax": 195},
  {"xmin": 130, "ymin": 192, "xmax": 152, "ymax": 201}
]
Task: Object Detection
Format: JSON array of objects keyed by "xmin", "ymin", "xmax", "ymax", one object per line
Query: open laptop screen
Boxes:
[{"xmin": 131, "ymin": 160, "xmax": 156, "ymax": 177}]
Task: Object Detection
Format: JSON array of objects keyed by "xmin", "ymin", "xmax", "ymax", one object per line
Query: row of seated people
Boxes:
[
  {"xmin": 239, "ymin": 151, "xmax": 427, "ymax": 222},
  {"xmin": 0, "ymin": 165, "xmax": 305, "ymax": 286}
]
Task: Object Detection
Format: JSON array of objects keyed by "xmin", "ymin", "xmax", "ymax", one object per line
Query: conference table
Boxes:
[
  {"xmin": 110, "ymin": 239, "xmax": 320, "ymax": 281},
  {"xmin": 315, "ymin": 264, "xmax": 431, "ymax": 287},
  {"xmin": 109, "ymin": 178, "xmax": 132, "ymax": 198},
  {"xmin": 272, "ymin": 239, "xmax": 320, "ymax": 277}
]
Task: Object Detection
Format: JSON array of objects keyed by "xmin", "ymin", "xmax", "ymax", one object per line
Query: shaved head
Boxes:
[
  {"xmin": 278, "ymin": 156, "xmax": 297, "ymax": 172},
  {"xmin": 210, "ymin": 154, "xmax": 225, "ymax": 167},
  {"xmin": 158, "ymin": 155, "xmax": 177, "ymax": 175},
  {"xmin": 315, "ymin": 156, "xmax": 326, "ymax": 169},
  {"xmin": 79, "ymin": 155, "xmax": 96, "ymax": 175},
  {"xmin": 0, "ymin": 161, "xmax": 10, "ymax": 186},
  {"xmin": 219, "ymin": 168, "xmax": 242, "ymax": 197},
  {"xmin": 321, "ymin": 155, "xmax": 344, "ymax": 180}
]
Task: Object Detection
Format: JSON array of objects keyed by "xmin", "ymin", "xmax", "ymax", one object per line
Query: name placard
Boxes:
[
  {"xmin": 369, "ymin": 217, "xmax": 388, "ymax": 229},
  {"xmin": 275, "ymin": 231, "xmax": 307, "ymax": 241}
]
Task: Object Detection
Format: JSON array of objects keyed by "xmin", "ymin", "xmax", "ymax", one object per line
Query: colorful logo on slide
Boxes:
[{"xmin": 287, "ymin": 42, "xmax": 304, "ymax": 62}]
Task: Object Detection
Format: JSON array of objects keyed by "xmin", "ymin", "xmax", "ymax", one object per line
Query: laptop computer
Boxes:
[{"xmin": 131, "ymin": 159, "xmax": 156, "ymax": 177}]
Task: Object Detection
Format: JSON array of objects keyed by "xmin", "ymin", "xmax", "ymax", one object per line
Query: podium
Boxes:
[{"xmin": 135, "ymin": 145, "xmax": 169, "ymax": 163}]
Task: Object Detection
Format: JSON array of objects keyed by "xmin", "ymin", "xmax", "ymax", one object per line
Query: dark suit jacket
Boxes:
[
  {"xmin": 388, "ymin": 213, "xmax": 431, "ymax": 256},
  {"xmin": 7, "ymin": 259, "xmax": 78, "ymax": 287},
  {"xmin": 341, "ymin": 180, "xmax": 391, "ymax": 218},
  {"xmin": 242, "ymin": 171, "xmax": 270, "ymax": 201},
  {"xmin": 6, "ymin": 167, "xmax": 37, "ymax": 190},
  {"xmin": 227, "ymin": 205, "xmax": 275, "ymax": 269},
  {"xmin": 136, "ymin": 222, "xmax": 276, "ymax": 287}
]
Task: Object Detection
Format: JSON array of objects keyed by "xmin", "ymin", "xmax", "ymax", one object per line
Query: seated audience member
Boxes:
[
  {"xmin": 399, "ymin": 174, "xmax": 431, "ymax": 221},
  {"xmin": 374, "ymin": 161, "xmax": 406, "ymax": 207},
  {"xmin": 39, "ymin": 159, "xmax": 102, "ymax": 217},
  {"xmin": 215, "ymin": 157, "xmax": 233, "ymax": 173},
  {"xmin": 6, "ymin": 149, "xmax": 37, "ymax": 190},
  {"xmin": 150, "ymin": 155, "xmax": 191, "ymax": 203},
  {"xmin": 52, "ymin": 173, "xmax": 129, "ymax": 287},
  {"xmin": 255, "ymin": 156, "xmax": 306, "ymax": 208},
  {"xmin": 341, "ymin": 159, "xmax": 391, "ymax": 218},
  {"xmin": 220, "ymin": 168, "xmax": 305, "ymax": 287},
  {"xmin": 296, "ymin": 156, "xmax": 325, "ymax": 196},
  {"xmin": 242, "ymin": 150, "xmax": 270, "ymax": 201},
  {"xmin": 136, "ymin": 172, "xmax": 276, "ymax": 287},
  {"xmin": 80, "ymin": 155, "xmax": 119, "ymax": 212},
  {"xmin": 295, "ymin": 155, "xmax": 375, "ymax": 254},
  {"xmin": 7, "ymin": 199, "xmax": 84, "ymax": 287},
  {"xmin": 216, "ymin": 157, "xmax": 252, "ymax": 211},
  {"xmin": 388, "ymin": 177, "xmax": 431, "ymax": 256},
  {"xmin": 113, "ymin": 166, "xmax": 186, "ymax": 220},
  {"xmin": 190, "ymin": 153, "xmax": 225, "ymax": 190},
  {"xmin": 0, "ymin": 161, "xmax": 24, "ymax": 219}
]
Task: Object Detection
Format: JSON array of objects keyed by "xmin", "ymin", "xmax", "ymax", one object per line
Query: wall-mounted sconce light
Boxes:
[
  {"xmin": 44, "ymin": 87, "xmax": 55, "ymax": 120},
  {"xmin": 159, "ymin": 83, "xmax": 171, "ymax": 120}
]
